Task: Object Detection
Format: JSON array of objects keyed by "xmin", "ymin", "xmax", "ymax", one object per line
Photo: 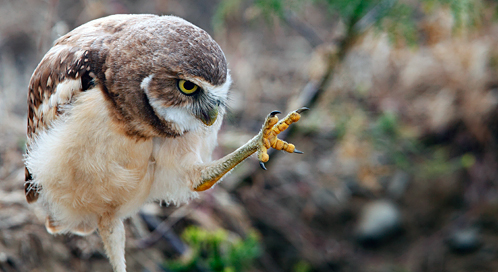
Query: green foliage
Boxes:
[
  {"xmin": 371, "ymin": 112, "xmax": 420, "ymax": 170},
  {"xmin": 213, "ymin": 0, "xmax": 487, "ymax": 46},
  {"xmin": 251, "ymin": 0, "xmax": 385, "ymax": 26},
  {"xmin": 460, "ymin": 153, "xmax": 476, "ymax": 169},
  {"xmin": 373, "ymin": 111, "xmax": 398, "ymax": 138},
  {"xmin": 413, "ymin": 150, "xmax": 475, "ymax": 179},
  {"xmin": 380, "ymin": 1, "xmax": 418, "ymax": 46},
  {"xmin": 334, "ymin": 115, "xmax": 349, "ymax": 140},
  {"xmin": 254, "ymin": 0, "xmax": 286, "ymax": 18},
  {"xmin": 416, "ymin": 147, "xmax": 461, "ymax": 179},
  {"xmin": 165, "ymin": 226, "xmax": 261, "ymax": 272},
  {"xmin": 369, "ymin": 112, "xmax": 470, "ymax": 179},
  {"xmin": 369, "ymin": 111, "xmax": 478, "ymax": 181},
  {"xmin": 212, "ymin": 0, "xmax": 242, "ymax": 33},
  {"xmin": 214, "ymin": 0, "xmax": 419, "ymax": 43},
  {"xmin": 293, "ymin": 260, "xmax": 312, "ymax": 272},
  {"xmin": 423, "ymin": 0, "xmax": 484, "ymax": 30}
]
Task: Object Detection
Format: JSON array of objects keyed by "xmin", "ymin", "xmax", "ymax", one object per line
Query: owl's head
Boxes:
[{"xmin": 97, "ymin": 15, "xmax": 231, "ymax": 138}]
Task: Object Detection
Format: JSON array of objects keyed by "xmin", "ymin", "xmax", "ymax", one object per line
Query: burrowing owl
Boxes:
[{"xmin": 24, "ymin": 14, "xmax": 306, "ymax": 272}]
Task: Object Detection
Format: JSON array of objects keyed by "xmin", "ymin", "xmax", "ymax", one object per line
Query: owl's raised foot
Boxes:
[
  {"xmin": 193, "ymin": 107, "xmax": 308, "ymax": 192},
  {"xmin": 257, "ymin": 107, "xmax": 308, "ymax": 170}
]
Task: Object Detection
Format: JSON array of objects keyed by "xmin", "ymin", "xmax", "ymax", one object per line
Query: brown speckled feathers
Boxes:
[
  {"xmin": 25, "ymin": 44, "xmax": 95, "ymax": 202},
  {"xmin": 25, "ymin": 14, "xmax": 228, "ymax": 203}
]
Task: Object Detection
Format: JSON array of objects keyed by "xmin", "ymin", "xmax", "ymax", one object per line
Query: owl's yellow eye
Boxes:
[{"xmin": 177, "ymin": 79, "xmax": 199, "ymax": 95}]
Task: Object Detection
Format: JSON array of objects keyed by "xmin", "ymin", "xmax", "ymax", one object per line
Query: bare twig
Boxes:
[
  {"xmin": 282, "ymin": 11, "xmax": 324, "ymax": 48},
  {"xmin": 135, "ymin": 205, "xmax": 194, "ymax": 252}
]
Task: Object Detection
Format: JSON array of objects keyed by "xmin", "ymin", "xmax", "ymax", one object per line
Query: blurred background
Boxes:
[{"xmin": 1, "ymin": 0, "xmax": 498, "ymax": 271}]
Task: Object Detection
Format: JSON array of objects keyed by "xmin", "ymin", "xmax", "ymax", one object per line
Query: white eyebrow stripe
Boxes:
[
  {"xmin": 208, "ymin": 73, "xmax": 231, "ymax": 101},
  {"xmin": 181, "ymin": 70, "xmax": 232, "ymax": 101},
  {"xmin": 140, "ymin": 74, "xmax": 154, "ymax": 91},
  {"xmin": 141, "ymin": 74, "xmax": 202, "ymax": 134}
]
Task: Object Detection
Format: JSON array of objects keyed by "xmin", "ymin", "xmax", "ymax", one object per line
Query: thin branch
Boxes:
[
  {"xmin": 282, "ymin": 11, "xmax": 324, "ymax": 48},
  {"xmin": 135, "ymin": 205, "xmax": 193, "ymax": 252}
]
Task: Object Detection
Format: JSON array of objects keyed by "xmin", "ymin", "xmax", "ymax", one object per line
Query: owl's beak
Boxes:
[{"xmin": 197, "ymin": 105, "xmax": 218, "ymax": 126}]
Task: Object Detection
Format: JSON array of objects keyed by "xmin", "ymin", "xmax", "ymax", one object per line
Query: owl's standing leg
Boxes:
[{"xmin": 98, "ymin": 215, "xmax": 126, "ymax": 272}]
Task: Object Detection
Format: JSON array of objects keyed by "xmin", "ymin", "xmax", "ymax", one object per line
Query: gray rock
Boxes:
[
  {"xmin": 355, "ymin": 200, "xmax": 401, "ymax": 245},
  {"xmin": 447, "ymin": 227, "xmax": 481, "ymax": 253}
]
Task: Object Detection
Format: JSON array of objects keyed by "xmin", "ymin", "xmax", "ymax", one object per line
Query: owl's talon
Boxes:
[
  {"xmin": 269, "ymin": 110, "xmax": 281, "ymax": 117},
  {"xmin": 296, "ymin": 107, "xmax": 310, "ymax": 114},
  {"xmin": 293, "ymin": 149, "xmax": 304, "ymax": 154},
  {"xmin": 255, "ymin": 107, "xmax": 308, "ymax": 170}
]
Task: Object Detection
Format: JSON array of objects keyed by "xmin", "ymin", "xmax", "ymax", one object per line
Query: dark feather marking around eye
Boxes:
[{"xmin": 190, "ymin": 90, "xmax": 226, "ymax": 120}]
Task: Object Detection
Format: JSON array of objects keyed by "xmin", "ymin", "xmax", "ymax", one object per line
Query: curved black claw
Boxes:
[
  {"xmin": 294, "ymin": 149, "xmax": 304, "ymax": 154},
  {"xmin": 259, "ymin": 161, "xmax": 267, "ymax": 170},
  {"xmin": 296, "ymin": 107, "xmax": 310, "ymax": 114},
  {"xmin": 270, "ymin": 110, "xmax": 281, "ymax": 117}
]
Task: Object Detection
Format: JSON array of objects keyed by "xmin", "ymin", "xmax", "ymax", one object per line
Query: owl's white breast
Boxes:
[
  {"xmin": 147, "ymin": 108, "xmax": 223, "ymax": 205},
  {"xmin": 25, "ymin": 85, "xmax": 221, "ymax": 232}
]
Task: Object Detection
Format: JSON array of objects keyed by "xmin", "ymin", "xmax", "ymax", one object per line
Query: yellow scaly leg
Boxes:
[{"xmin": 193, "ymin": 107, "xmax": 308, "ymax": 191}]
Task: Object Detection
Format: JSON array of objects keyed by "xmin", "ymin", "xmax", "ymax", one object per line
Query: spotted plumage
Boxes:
[{"xmin": 26, "ymin": 44, "xmax": 93, "ymax": 202}]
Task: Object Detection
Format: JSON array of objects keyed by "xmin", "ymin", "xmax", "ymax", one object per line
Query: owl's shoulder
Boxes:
[{"xmin": 25, "ymin": 30, "xmax": 110, "ymax": 202}]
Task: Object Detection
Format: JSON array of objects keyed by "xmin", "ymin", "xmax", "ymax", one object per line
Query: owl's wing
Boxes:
[{"xmin": 25, "ymin": 45, "xmax": 96, "ymax": 203}]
